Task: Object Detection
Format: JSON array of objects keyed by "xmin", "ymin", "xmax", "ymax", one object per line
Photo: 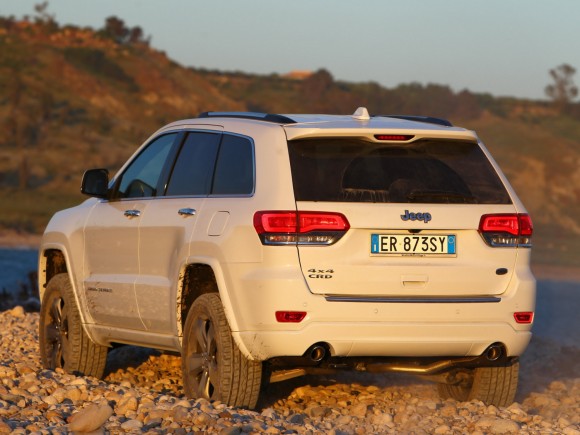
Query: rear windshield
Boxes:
[{"xmin": 288, "ymin": 138, "xmax": 512, "ymax": 204}]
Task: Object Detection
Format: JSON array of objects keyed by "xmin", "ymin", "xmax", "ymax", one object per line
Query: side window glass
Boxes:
[
  {"xmin": 116, "ymin": 133, "xmax": 177, "ymax": 199},
  {"xmin": 212, "ymin": 135, "xmax": 254, "ymax": 195},
  {"xmin": 165, "ymin": 132, "xmax": 220, "ymax": 196}
]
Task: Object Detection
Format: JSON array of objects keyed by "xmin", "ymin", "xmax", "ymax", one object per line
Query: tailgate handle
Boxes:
[{"xmin": 402, "ymin": 275, "xmax": 428, "ymax": 288}]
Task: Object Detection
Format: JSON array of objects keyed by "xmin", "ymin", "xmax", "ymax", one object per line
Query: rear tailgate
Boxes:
[
  {"xmin": 295, "ymin": 202, "xmax": 518, "ymax": 297},
  {"xmin": 287, "ymin": 135, "xmax": 519, "ymax": 298}
]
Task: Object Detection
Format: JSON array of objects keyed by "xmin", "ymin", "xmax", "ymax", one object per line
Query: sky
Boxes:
[{"xmin": 2, "ymin": 0, "xmax": 579, "ymax": 101}]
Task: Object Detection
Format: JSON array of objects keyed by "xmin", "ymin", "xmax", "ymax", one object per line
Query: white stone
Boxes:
[{"xmin": 120, "ymin": 419, "xmax": 143, "ymax": 430}]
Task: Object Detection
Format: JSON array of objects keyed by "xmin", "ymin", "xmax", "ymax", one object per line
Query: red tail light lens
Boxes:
[
  {"xmin": 254, "ymin": 212, "xmax": 297, "ymax": 233},
  {"xmin": 478, "ymin": 214, "xmax": 533, "ymax": 247},
  {"xmin": 276, "ymin": 311, "xmax": 307, "ymax": 323},
  {"xmin": 254, "ymin": 211, "xmax": 350, "ymax": 245},
  {"xmin": 518, "ymin": 214, "xmax": 533, "ymax": 236},
  {"xmin": 514, "ymin": 312, "xmax": 534, "ymax": 324},
  {"xmin": 298, "ymin": 213, "xmax": 350, "ymax": 233}
]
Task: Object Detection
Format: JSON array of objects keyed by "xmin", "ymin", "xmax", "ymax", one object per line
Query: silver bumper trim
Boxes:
[{"xmin": 324, "ymin": 295, "xmax": 501, "ymax": 303}]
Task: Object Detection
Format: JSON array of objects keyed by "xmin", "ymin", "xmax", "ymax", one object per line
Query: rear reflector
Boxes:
[
  {"xmin": 276, "ymin": 311, "xmax": 307, "ymax": 323},
  {"xmin": 374, "ymin": 134, "xmax": 414, "ymax": 141},
  {"xmin": 254, "ymin": 211, "xmax": 350, "ymax": 245},
  {"xmin": 479, "ymin": 214, "xmax": 533, "ymax": 247},
  {"xmin": 514, "ymin": 312, "xmax": 534, "ymax": 324}
]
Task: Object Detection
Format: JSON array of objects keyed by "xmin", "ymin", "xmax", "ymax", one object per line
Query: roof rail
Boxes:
[
  {"xmin": 376, "ymin": 115, "xmax": 453, "ymax": 127},
  {"xmin": 198, "ymin": 111, "xmax": 296, "ymax": 124}
]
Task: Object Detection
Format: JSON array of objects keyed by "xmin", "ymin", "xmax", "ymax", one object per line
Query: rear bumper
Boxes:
[
  {"xmin": 235, "ymin": 322, "xmax": 532, "ymax": 361},
  {"xmin": 226, "ymin": 263, "xmax": 535, "ymax": 361}
]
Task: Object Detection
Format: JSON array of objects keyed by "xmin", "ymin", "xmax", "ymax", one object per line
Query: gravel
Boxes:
[{"xmin": 0, "ymin": 305, "xmax": 578, "ymax": 434}]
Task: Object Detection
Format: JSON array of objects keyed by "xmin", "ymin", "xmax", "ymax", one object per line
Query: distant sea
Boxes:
[{"xmin": 0, "ymin": 248, "xmax": 38, "ymax": 295}]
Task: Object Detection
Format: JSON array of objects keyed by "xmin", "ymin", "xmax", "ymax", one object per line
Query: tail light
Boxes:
[
  {"xmin": 276, "ymin": 311, "xmax": 307, "ymax": 323},
  {"xmin": 514, "ymin": 312, "xmax": 534, "ymax": 324},
  {"xmin": 478, "ymin": 214, "xmax": 533, "ymax": 247},
  {"xmin": 254, "ymin": 211, "xmax": 350, "ymax": 245}
]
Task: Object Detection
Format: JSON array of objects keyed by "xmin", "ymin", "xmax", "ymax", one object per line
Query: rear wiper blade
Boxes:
[{"xmin": 407, "ymin": 190, "xmax": 478, "ymax": 203}]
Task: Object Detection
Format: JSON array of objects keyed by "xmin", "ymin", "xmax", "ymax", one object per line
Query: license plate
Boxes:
[{"xmin": 371, "ymin": 234, "xmax": 456, "ymax": 256}]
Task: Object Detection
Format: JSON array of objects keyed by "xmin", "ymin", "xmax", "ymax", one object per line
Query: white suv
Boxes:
[{"xmin": 38, "ymin": 108, "xmax": 535, "ymax": 408}]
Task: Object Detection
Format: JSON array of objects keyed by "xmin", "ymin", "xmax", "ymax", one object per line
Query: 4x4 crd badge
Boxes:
[
  {"xmin": 308, "ymin": 269, "xmax": 334, "ymax": 279},
  {"xmin": 401, "ymin": 209, "xmax": 432, "ymax": 223}
]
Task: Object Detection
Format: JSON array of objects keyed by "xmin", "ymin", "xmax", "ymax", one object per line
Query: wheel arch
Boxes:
[
  {"xmin": 39, "ymin": 242, "xmax": 96, "ymax": 338},
  {"xmin": 39, "ymin": 245, "xmax": 70, "ymax": 302},
  {"xmin": 177, "ymin": 258, "xmax": 251, "ymax": 357},
  {"xmin": 178, "ymin": 263, "xmax": 219, "ymax": 335}
]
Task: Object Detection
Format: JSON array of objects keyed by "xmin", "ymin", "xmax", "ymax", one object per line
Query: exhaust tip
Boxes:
[
  {"xmin": 485, "ymin": 343, "xmax": 504, "ymax": 361},
  {"xmin": 306, "ymin": 343, "xmax": 328, "ymax": 363}
]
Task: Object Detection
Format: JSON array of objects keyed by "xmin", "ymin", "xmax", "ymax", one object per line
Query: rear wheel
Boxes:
[
  {"xmin": 437, "ymin": 361, "xmax": 519, "ymax": 407},
  {"xmin": 39, "ymin": 273, "xmax": 108, "ymax": 378},
  {"xmin": 182, "ymin": 293, "xmax": 262, "ymax": 409}
]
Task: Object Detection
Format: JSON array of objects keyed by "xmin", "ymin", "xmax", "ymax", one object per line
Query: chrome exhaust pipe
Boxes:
[
  {"xmin": 308, "ymin": 344, "xmax": 327, "ymax": 363},
  {"xmin": 485, "ymin": 343, "xmax": 504, "ymax": 361}
]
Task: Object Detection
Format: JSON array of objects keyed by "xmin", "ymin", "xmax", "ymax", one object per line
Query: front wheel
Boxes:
[
  {"xmin": 39, "ymin": 273, "xmax": 108, "ymax": 378},
  {"xmin": 182, "ymin": 293, "xmax": 262, "ymax": 409},
  {"xmin": 437, "ymin": 361, "xmax": 519, "ymax": 407}
]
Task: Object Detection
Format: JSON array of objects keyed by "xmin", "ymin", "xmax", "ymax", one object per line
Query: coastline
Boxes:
[
  {"xmin": 531, "ymin": 263, "xmax": 580, "ymax": 283},
  {"xmin": 0, "ymin": 231, "xmax": 41, "ymax": 249}
]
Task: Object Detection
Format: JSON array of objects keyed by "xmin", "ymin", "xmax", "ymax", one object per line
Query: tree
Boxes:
[
  {"xmin": 103, "ymin": 16, "xmax": 129, "ymax": 44},
  {"xmin": 545, "ymin": 64, "xmax": 578, "ymax": 111},
  {"xmin": 128, "ymin": 26, "xmax": 144, "ymax": 44},
  {"xmin": 33, "ymin": 1, "xmax": 57, "ymax": 32},
  {"xmin": 101, "ymin": 16, "xmax": 149, "ymax": 45},
  {"xmin": 34, "ymin": 2, "xmax": 54, "ymax": 23}
]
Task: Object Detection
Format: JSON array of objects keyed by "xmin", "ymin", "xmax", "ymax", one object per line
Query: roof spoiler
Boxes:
[{"xmin": 376, "ymin": 115, "xmax": 453, "ymax": 127}]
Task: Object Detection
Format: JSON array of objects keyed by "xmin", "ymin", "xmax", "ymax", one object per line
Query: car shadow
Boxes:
[
  {"xmin": 257, "ymin": 370, "xmax": 435, "ymax": 410},
  {"xmin": 103, "ymin": 345, "xmax": 161, "ymax": 377}
]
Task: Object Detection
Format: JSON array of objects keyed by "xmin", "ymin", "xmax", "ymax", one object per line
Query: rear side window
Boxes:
[
  {"xmin": 288, "ymin": 138, "xmax": 511, "ymax": 204},
  {"xmin": 212, "ymin": 134, "xmax": 254, "ymax": 195}
]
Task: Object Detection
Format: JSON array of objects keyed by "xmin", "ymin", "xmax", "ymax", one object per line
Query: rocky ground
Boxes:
[{"xmin": 0, "ymin": 307, "xmax": 578, "ymax": 434}]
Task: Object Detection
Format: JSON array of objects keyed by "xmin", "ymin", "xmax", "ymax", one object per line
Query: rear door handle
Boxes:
[
  {"xmin": 124, "ymin": 209, "xmax": 141, "ymax": 218},
  {"xmin": 178, "ymin": 208, "xmax": 196, "ymax": 217}
]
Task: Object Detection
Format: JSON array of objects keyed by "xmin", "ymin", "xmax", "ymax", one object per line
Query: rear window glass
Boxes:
[
  {"xmin": 211, "ymin": 134, "xmax": 254, "ymax": 195},
  {"xmin": 288, "ymin": 138, "xmax": 511, "ymax": 204}
]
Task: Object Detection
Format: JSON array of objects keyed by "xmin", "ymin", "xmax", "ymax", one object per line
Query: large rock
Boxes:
[{"xmin": 68, "ymin": 403, "xmax": 113, "ymax": 432}]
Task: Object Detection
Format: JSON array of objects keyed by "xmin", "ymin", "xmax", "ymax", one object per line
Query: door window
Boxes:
[
  {"xmin": 165, "ymin": 132, "xmax": 221, "ymax": 196},
  {"xmin": 115, "ymin": 133, "xmax": 177, "ymax": 199}
]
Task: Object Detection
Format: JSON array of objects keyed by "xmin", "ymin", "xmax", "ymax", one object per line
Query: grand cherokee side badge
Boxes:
[{"xmin": 401, "ymin": 209, "xmax": 432, "ymax": 223}]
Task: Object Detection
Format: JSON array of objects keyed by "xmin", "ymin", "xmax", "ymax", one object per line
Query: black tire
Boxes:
[
  {"xmin": 437, "ymin": 361, "xmax": 519, "ymax": 407},
  {"xmin": 182, "ymin": 293, "xmax": 262, "ymax": 409},
  {"xmin": 39, "ymin": 273, "xmax": 108, "ymax": 378}
]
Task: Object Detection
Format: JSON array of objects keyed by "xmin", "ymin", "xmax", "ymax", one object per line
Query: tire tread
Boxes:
[
  {"xmin": 437, "ymin": 362, "xmax": 519, "ymax": 407},
  {"xmin": 39, "ymin": 274, "xmax": 108, "ymax": 378},
  {"xmin": 183, "ymin": 293, "xmax": 262, "ymax": 409}
]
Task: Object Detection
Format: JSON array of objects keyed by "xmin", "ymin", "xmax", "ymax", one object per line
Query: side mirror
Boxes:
[{"xmin": 81, "ymin": 169, "xmax": 110, "ymax": 198}]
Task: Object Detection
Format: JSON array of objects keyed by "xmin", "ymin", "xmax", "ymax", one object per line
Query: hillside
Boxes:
[{"xmin": 0, "ymin": 17, "xmax": 579, "ymax": 267}]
